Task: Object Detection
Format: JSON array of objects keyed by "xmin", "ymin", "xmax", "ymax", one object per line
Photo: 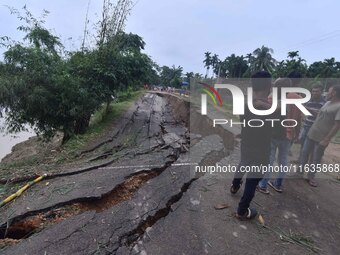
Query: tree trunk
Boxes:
[
  {"xmin": 62, "ymin": 128, "xmax": 72, "ymax": 144},
  {"xmin": 105, "ymin": 99, "xmax": 112, "ymax": 115},
  {"xmin": 74, "ymin": 113, "xmax": 91, "ymax": 135}
]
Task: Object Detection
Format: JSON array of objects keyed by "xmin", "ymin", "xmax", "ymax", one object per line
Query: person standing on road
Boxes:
[
  {"xmin": 230, "ymin": 71, "xmax": 273, "ymax": 220},
  {"xmin": 287, "ymin": 71, "xmax": 303, "ymax": 156},
  {"xmin": 257, "ymin": 78, "xmax": 292, "ymax": 194},
  {"xmin": 300, "ymin": 85, "xmax": 340, "ymax": 187},
  {"xmin": 297, "ymin": 84, "xmax": 326, "ymax": 163}
]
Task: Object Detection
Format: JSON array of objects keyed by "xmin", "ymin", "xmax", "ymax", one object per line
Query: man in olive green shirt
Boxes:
[{"xmin": 300, "ymin": 85, "xmax": 340, "ymax": 187}]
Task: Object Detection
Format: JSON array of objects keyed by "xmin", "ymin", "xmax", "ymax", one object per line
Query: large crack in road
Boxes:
[
  {"xmin": 1, "ymin": 134, "xmax": 225, "ymax": 255},
  {"xmin": 2, "ymin": 92, "xmax": 340, "ymax": 255},
  {"xmin": 0, "ymin": 92, "xmax": 229, "ymax": 254}
]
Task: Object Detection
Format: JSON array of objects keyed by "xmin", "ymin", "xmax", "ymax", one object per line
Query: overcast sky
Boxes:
[{"xmin": 1, "ymin": 0, "xmax": 340, "ymax": 74}]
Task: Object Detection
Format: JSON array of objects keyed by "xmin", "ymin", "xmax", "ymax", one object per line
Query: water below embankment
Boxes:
[{"xmin": 0, "ymin": 114, "xmax": 35, "ymax": 162}]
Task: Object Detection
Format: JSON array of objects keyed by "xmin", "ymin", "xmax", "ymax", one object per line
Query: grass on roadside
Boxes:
[
  {"xmin": 0, "ymin": 90, "xmax": 143, "ymax": 168},
  {"xmin": 58, "ymin": 90, "xmax": 143, "ymax": 161}
]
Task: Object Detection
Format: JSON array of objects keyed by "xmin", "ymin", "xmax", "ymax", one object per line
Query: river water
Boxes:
[{"xmin": 0, "ymin": 115, "xmax": 35, "ymax": 162}]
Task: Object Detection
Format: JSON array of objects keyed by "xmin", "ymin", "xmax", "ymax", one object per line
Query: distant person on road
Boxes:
[
  {"xmin": 297, "ymin": 84, "xmax": 326, "ymax": 163},
  {"xmin": 300, "ymin": 85, "xmax": 340, "ymax": 187},
  {"xmin": 230, "ymin": 71, "xmax": 273, "ymax": 220}
]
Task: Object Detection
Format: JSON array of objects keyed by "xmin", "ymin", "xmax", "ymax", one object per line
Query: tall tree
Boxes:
[
  {"xmin": 211, "ymin": 54, "xmax": 220, "ymax": 78},
  {"xmin": 96, "ymin": 0, "xmax": 137, "ymax": 112},
  {"xmin": 194, "ymin": 73, "xmax": 203, "ymax": 80},
  {"xmin": 185, "ymin": 72, "xmax": 194, "ymax": 83},
  {"xmin": 203, "ymin": 51, "xmax": 212, "ymax": 78},
  {"xmin": 287, "ymin": 51, "xmax": 299, "ymax": 60},
  {"xmin": 273, "ymin": 51, "xmax": 307, "ymax": 77},
  {"xmin": 215, "ymin": 54, "xmax": 248, "ymax": 78},
  {"xmin": 246, "ymin": 53, "xmax": 253, "ymax": 66},
  {"xmin": 251, "ymin": 45, "xmax": 276, "ymax": 73},
  {"xmin": 0, "ymin": 5, "xmax": 156, "ymax": 143},
  {"xmin": 323, "ymin": 58, "xmax": 337, "ymax": 77},
  {"xmin": 0, "ymin": 7, "xmax": 88, "ymax": 142},
  {"xmin": 97, "ymin": 0, "xmax": 134, "ymax": 46},
  {"xmin": 160, "ymin": 65, "xmax": 183, "ymax": 88}
]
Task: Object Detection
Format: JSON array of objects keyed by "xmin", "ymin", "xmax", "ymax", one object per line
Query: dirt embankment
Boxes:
[
  {"xmin": 159, "ymin": 92, "xmax": 236, "ymax": 151},
  {"xmin": 1, "ymin": 134, "xmax": 63, "ymax": 165}
]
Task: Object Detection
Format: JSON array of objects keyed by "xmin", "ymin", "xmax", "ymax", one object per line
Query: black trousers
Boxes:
[{"xmin": 232, "ymin": 160, "xmax": 265, "ymax": 215}]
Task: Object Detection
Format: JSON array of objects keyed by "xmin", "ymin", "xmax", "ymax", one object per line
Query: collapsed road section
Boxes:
[{"xmin": 0, "ymin": 92, "xmax": 230, "ymax": 254}]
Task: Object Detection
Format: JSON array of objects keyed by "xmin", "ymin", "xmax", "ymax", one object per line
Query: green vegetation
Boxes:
[
  {"xmin": 203, "ymin": 46, "xmax": 340, "ymax": 79},
  {"xmin": 0, "ymin": 3, "xmax": 338, "ymax": 150},
  {"xmin": 0, "ymin": 3, "xmax": 199, "ymax": 145},
  {"xmin": 0, "ymin": 3, "xmax": 159, "ymax": 143},
  {"xmin": 159, "ymin": 65, "xmax": 183, "ymax": 88},
  {"xmin": 0, "ymin": 90, "xmax": 142, "ymax": 169},
  {"xmin": 0, "ymin": 155, "xmax": 41, "ymax": 169},
  {"xmin": 61, "ymin": 90, "xmax": 142, "ymax": 159}
]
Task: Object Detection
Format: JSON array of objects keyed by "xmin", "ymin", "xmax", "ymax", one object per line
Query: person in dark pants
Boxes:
[{"xmin": 230, "ymin": 71, "xmax": 273, "ymax": 220}]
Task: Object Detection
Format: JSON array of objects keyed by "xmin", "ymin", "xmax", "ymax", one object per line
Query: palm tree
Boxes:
[
  {"xmin": 335, "ymin": 62, "xmax": 340, "ymax": 72},
  {"xmin": 252, "ymin": 46, "xmax": 276, "ymax": 73},
  {"xmin": 246, "ymin": 53, "xmax": 253, "ymax": 65},
  {"xmin": 194, "ymin": 73, "xmax": 203, "ymax": 79},
  {"xmin": 243, "ymin": 53, "xmax": 254, "ymax": 77},
  {"xmin": 284, "ymin": 51, "xmax": 307, "ymax": 76},
  {"xmin": 203, "ymin": 52, "xmax": 212, "ymax": 78},
  {"xmin": 160, "ymin": 65, "xmax": 183, "ymax": 87},
  {"xmin": 287, "ymin": 51, "xmax": 299, "ymax": 60},
  {"xmin": 307, "ymin": 61, "xmax": 324, "ymax": 78},
  {"xmin": 236, "ymin": 55, "xmax": 248, "ymax": 78},
  {"xmin": 322, "ymin": 58, "xmax": 336, "ymax": 77},
  {"xmin": 185, "ymin": 72, "xmax": 194, "ymax": 83},
  {"xmin": 170, "ymin": 65, "xmax": 183, "ymax": 88},
  {"xmin": 226, "ymin": 54, "xmax": 237, "ymax": 77},
  {"xmin": 225, "ymin": 54, "xmax": 248, "ymax": 78},
  {"xmin": 211, "ymin": 54, "xmax": 219, "ymax": 77}
]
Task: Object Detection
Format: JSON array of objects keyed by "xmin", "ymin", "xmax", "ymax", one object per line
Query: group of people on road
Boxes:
[{"xmin": 230, "ymin": 71, "xmax": 340, "ymax": 220}]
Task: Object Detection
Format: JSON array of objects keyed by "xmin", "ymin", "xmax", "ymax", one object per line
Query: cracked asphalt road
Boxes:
[
  {"xmin": 0, "ymin": 93, "xmax": 227, "ymax": 254},
  {"xmin": 1, "ymin": 93, "xmax": 340, "ymax": 255}
]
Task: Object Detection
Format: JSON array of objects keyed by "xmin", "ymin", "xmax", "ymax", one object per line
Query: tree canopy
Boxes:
[
  {"xmin": 203, "ymin": 47, "xmax": 340, "ymax": 79},
  {"xmin": 0, "ymin": 4, "xmax": 159, "ymax": 142}
]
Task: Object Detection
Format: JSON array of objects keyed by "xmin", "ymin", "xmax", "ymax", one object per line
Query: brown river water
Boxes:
[{"xmin": 0, "ymin": 115, "xmax": 34, "ymax": 162}]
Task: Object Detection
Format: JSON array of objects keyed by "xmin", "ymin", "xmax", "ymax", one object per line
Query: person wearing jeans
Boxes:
[
  {"xmin": 258, "ymin": 138, "xmax": 290, "ymax": 193},
  {"xmin": 297, "ymin": 84, "xmax": 326, "ymax": 163},
  {"xmin": 300, "ymin": 85, "xmax": 340, "ymax": 187},
  {"xmin": 299, "ymin": 137, "xmax": 326, "ymax": 181},
  {"xmin": 258, "ymin": 78, "xmax": 297, "ymax": 193}
]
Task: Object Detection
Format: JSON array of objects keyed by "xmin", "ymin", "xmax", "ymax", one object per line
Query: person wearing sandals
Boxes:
[
  {"xmin": 257, "ymin": 78, "xmax": 299, "ymax": 194},
  {"xmin": 230, "ymin": 71, "xmax": 274, "ymax": 220},
  {"xmin": 300, "ymin": 85, "xmax": 340, "ymax": 187}
]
